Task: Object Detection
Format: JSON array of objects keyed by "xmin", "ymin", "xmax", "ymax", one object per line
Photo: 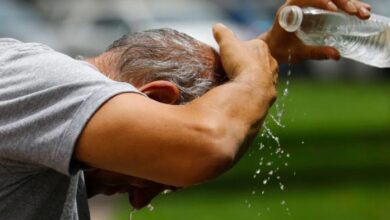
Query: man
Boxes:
[{"xmin": 0, "ymin": 0, "xmax": 371, "ymax": 219}]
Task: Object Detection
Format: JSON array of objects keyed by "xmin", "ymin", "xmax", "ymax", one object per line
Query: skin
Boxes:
[
  {"xmin": 77, "ymin": 0, "xmax": 372, "ymax": 210},
  {"xmin": 78, "ymin": 25, "xmax": 277, "ymax": 208},
  {"xmin": 83, "ymin": 80, "xmax": 182, "ymax": 209}
]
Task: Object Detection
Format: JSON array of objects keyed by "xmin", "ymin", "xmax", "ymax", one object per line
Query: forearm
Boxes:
[
  {"xmin": 187, "ymin": 72, "xmax": 276, "ymax": 160},
  {"xmin": 76, "ymin": 75, "xmax": 275, "ymax": 187}
]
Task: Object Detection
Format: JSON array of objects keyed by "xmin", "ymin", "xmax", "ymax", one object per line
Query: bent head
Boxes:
[
  {"xmin": 85, "ymin": 29, "xmax": 228, "ymax": 206},
  {"xmin": 92, "ymin": 28, "xmax": 228, "ymax": 104}
]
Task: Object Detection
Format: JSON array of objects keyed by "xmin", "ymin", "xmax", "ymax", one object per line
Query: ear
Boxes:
[{"xmin": 139, "ymin": 80, "xmax": 180, "ymax": 104}]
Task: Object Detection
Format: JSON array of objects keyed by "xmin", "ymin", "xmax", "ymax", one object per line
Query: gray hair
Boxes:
[{"xmin": 106, "ymin": 28, "xmax": 227, "ymax": 104}]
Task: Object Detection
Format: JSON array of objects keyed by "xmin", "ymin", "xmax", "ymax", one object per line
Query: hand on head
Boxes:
[
  {"xmin": 260, "ymin": 0, "xmax": 372, "ymax": 63},
  {"xmin": 213, "ymin": 23, "xmax": 278, "ymax": 89}
]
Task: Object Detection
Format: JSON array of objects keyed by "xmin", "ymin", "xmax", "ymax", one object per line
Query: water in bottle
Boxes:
[{"xmin": 279, "ymin": 6, "xmax": 390, "ymax": 68}]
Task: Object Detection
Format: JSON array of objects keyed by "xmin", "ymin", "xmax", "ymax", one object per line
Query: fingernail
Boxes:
[
  {"xmin": 327, "ymin": 1, "xmax": 338, "ymax": 11},
  {"xmin": 360, "ymin": 7, "xmax": 370, "ymax": 17},
  {"xmin": 361, "ymin": 3, "xmax": 372, "ymax": 11},
  {"xmin": 346, "ymin": 1, "xmax": 358, "ymax": 13},
  {"xmin": 332, "ymin": 51, "xmax": 341, "ymax": 60}
]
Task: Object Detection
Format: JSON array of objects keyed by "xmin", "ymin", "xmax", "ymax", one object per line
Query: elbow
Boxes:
[
  {"xmin": 174, "ymin": 148, "xmax": 234, "ymax": 188},
  {"xmin": 173, "ymin": 121, "xmax": 236, "ymax": 187}
]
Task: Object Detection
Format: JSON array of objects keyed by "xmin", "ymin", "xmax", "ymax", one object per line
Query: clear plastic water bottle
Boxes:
[{"xmin": 279, "ymin": 6, "xmax": 390, "ymax": 68}]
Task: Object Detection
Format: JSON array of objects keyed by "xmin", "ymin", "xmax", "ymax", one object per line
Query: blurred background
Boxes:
[{"xmin": 1, "ymin": 0, "xmax": 389, "ymax": 219}]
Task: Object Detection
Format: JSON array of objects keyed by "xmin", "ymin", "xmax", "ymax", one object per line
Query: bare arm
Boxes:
[
  {"xmin": 259, "ymin": 0, "xmax": 372, "ymax": 63},
  {"xmin": 75, "ymin": 24, "xmax": 278, "ymax": 187}
]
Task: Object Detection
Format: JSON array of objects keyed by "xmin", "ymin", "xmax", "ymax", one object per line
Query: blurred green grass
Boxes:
[
  {"xmin": 113, "ymin": 80, "xmax": 390, "ymax": 220},
  {"xmin": 114, "ymin": 184, "xmax": 390, "ymax": 220}
]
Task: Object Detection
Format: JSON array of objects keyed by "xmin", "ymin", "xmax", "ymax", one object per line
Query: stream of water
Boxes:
[{"xmin": 247, "ymin": 51, "xmax": 294, "ymax": 217}]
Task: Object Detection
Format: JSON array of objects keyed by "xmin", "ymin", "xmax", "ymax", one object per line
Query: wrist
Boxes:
[{"xmin": 233, "ymin": 71, "xmax": 277, "ymax": 103}]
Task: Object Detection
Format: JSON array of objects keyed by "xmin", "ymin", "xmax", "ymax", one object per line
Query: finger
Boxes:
[
  {"xmin": 332, "ymin": 0, "xmax": 371, "ymax": 17},
  {"xmin": 357, "ymin": 6, "xmax": 371, "ymax": 19},
  {"xmin": 355, "ymin": 1, "xmax": 372, "ymax": 19},
  {"xmin": 129, "ymin": 186, "xmax": 164, "ymax": 210},
  {"xmin": 359, "ymin": 2, "xmax": 372, "ymax": 11},
  {"xmin": 212, "ymin": 23, "xmax": 238, "ymax": 45},
  {"xmin": 290, "ymin": 0, "xmax": 371, "ymax": 18},
  {"xmin": 334, "ymin": 0, "xmax": 358, "ymax": 14},
  {"xmin": 127, "ymin": 178, "xmax": 158, "ymax": 188},
  {"xmin": 290, "ymin": 0, "xmax": 339, "ymax": 12},
  {"xmin": 304, "ymin": 46, "xmax": 341, "ymax": 60}
]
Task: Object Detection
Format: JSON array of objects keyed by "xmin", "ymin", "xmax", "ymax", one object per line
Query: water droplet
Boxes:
[
  {"xmin": 279, "ymin": 182, "xmax": 285, "ymax": 191},
  {"xmin": 261, "ymin": 190, "xmax": 265, "ymax": 195},
  {"xmin": 259, "ymin": 143, "xmax": 265, "ymax": 150},
  {"xmin": 301, "ymin": 141, "xmax": 305, "ymax": 145},
  {"xmin": 263, "ymin": 124, "xmax": 281, "ymax": 146},
  {"xmin": 263, "ymin": 179, "xmax": 268, "ymax": 185},
  {"xmin": 129, "ymin": 210, "xmax": 137, "ymax": 220},
  {"xmin": 162, "ymin": 189, "xmax": 172, "ymax": 195},
  {"xmin": 255, "ymin": 169, "xmax": 261, "ymax": 175},
  {"xmin": 268, "ymin": 170, "xmax": 274, "ymax": 176},
  {"xmin": 147, "ymin": 204, "xmax": 154, "ymax": 211},
  {"xmin": 286, "ymin": 153, "xmax": 290, "ymax": 158},
  {"xmin": 285, "ymin": 162, "xmax": 288, "ymax": 167},
  {"xmin": 252, "ymin": 190, "xmax": 256, "ymax": 195},
  {"xmin": 270, "ymin": 114, "xmax": 285, "ymax": 128},
  {"xmin": 276, "ymin": 176, "xmax": 281, "ymax": 180},
  {"xmin": 266, "ymin": 162, "xmax": 273, "ymax": 166},
  {"xmin": 283, "ymin": 88, "xmax": 289, "ymax": 96},
  {"xmin": 281, "ymin": 200, "xmax": 286, "ymax": 205}
]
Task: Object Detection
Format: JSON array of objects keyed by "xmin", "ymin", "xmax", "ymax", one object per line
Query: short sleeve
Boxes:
[{"xmin": 0, "ymin": 39, "xmax": 143, "ymax": 175}]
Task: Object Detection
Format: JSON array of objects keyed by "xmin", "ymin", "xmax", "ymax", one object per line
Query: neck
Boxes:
[
  {"xmin": 84, "ymin": 56, "xmax": 112, "ymax": 78},
  {"xmin": 84, "ymin": 57, "xmax": 97, "ymax": 67}
]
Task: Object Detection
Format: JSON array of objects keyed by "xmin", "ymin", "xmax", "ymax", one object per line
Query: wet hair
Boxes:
[{"xmin": 105, "ymin": 28, "xmax": 228, "ymax": 104}]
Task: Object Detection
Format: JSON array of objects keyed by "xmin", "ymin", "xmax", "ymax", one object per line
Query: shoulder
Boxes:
[{"xmin": 0, "ymin": 38, "xmax": 114, "ymax": 88}]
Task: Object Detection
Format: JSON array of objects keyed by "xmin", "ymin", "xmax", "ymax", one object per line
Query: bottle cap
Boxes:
[{"xmin": 279, "ymin": 6, "xmax": 303, "ymax": 32}]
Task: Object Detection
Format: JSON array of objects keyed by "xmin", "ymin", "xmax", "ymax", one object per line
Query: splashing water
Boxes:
[
  {"xmin": 147, "ymin": 204, "xmax": 154, "ymax": 212},
  {"xmin": 247, "ymin": 50, "xmax": 295, "ymax": 216},
  {"xmin": 262, "ymin": 123, "xmax": 281, "ymax": 147},
  {"xmin": 129, "ymin": 209, "xmax": 136, "ymax": 220},
  {"xmin": 129, "ymin": 204, "xmax": 154, "ymax": 220},
  {"xmin": 279, "ymin": 182, "xmax": 285, "ymax": 191}
]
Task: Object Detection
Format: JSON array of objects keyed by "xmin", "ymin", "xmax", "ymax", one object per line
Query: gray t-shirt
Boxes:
[{"xmin": 0, "ymin": 39, "xmax": 141, "ymax": 219}]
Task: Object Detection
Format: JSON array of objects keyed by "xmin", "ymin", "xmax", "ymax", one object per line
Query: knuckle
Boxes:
[
  {"xmin": 268, "ymin": 87, "xmax": 278, "ymax": 104},
  {"xmin": 258, "ymin": 40, "xmax": 269, "ymax": 50}
]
